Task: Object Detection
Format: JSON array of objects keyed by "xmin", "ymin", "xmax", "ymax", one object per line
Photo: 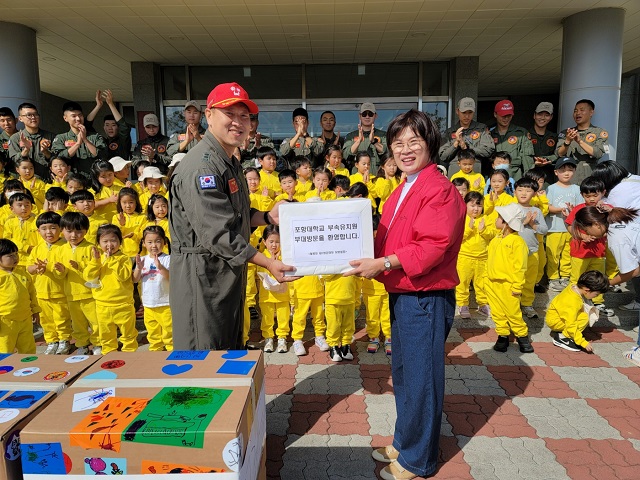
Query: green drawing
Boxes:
[{"xmin": 122, "ymin": 387, "xmax": 232, "ymax": 449}]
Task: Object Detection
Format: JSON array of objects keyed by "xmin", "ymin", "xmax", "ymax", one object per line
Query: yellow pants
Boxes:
[
  {"xmin": 521, "ymin": 251, "xmax": 539, "ymax": 307},
  {"xmin": 455, "ymin": 255, "xmax": 488, "ymax": 307},
  {"xmin": 246, "ymin": 265, "xmax": 258, "ymax": 308},
  {"xmin": 605, "ymin": 247, "xmax": 619, "ymax": 279},
  {"xmin": 0, "ymin": 316, "xmax": 36, "ymax": 354},
  {"xmin": 69, "ymin": 298, "xmax": 100, "ymax": 348},
  {"xmin": 364, "ymin": 293, "xmax": 391, "ymax": 339},
  {"xmin": 354, "ymin": 278, "xmax": 363, "ymax": 313},
  {"xmin": 260, "ymin": 301, "xmax": 290, "ymax": 339},
  {"xmin": 325, "ymin": 303, "xmax": 355, "ymax": 347},
  {"xmin": 39, "ymin": 298, "xmax": 72, "ymax": 344},
  {"xmin": 546, "ymin": 232, "xmax": 571, "ymax": 280},
  {"xmin": 570, "ymin": 256, "xmax": 606, "ymax": 304},
  {"xmin": 96, "ymin": 302, "xmax": 138, "ymax": 354},
  {"xmin": 536, "ymin": 237, "xmax": 546, "ymax": 284},
  {"xmin": 144, "ymin": 305, "xmax": 173, "ymax": 351},
  {"xmin": 486, "ymin": 280, "xmax": 528, "ymax": 337},
  {"xmin": 291, "ymin": 297, "xmax": 325, "ymax": 341},
  {"xmin": 243, "ymin": 302, "xmax": 251, "ymax": 346}
]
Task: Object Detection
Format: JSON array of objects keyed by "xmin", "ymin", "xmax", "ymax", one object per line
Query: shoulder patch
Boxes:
[
  {"xmin": 600, "ymin": 130, "xmax": 608, "ymax": 139},
  {"xmin": 507, "ymin": 136, "xmax": 518, "ymax": 145},
  {"xmin": 585, "ymin": 133, "xmax": 596, "ymax": 143},
  {"xmin": 546, "ymin": 138, "xmax": 556, "ymax": 147},
  {"xmin": 199, "ymin": 175, "xmax": 217, "ymax": 189}
]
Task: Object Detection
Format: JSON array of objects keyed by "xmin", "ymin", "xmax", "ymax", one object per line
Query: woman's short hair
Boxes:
[{"xmin": 386, "ymin": 109, "xmax": 441, "ymax": 166}]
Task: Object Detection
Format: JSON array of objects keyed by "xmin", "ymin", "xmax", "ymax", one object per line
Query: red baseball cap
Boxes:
[
  {"xmin": 206, "ymin": 82, "xmax": 259, "ymax": 114},
  {"xmin": 494, "ymin": 100, "xmax": 514, "ymax": 116}
]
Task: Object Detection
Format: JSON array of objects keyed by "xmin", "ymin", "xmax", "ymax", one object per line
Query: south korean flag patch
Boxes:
[{"xmin": 199, "ymin": 175, "xmax": 217, "ymax": 189}]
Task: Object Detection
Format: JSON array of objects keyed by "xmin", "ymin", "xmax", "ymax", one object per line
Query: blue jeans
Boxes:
[{"xmin": 389, "ymin": 290, "xmax": 454, "ymax": 477}]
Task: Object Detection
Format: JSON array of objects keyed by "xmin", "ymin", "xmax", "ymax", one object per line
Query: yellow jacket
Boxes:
[
  {"xmin": 293, "ymin": 275, "xmax": 324, "ymax": 300},
  {"xmin": 139, "ymin": 217, "xmax": 170, "ymax": 255},
  {"xmin": 323, "ymin": 274, "xmax": 356, "ymax": 305},
  {"xmin": 55, "ymin": 239, "xmax": 95, "ymax": 301},
  {"xmin": 85, "ymin": 213, "xmax": 106, "ymax": 245},
  {"xmin": 374, "ymin": 176, "xmax": 401, "ymax": 215},
  {"xmin": 83, "ymin": 250, "xmax": 133, "ymax": 304},
  {"xmin": 487, "ymin": 232, "xmax": 528, "ymax": 294},
  {"xmin": 451, "ymin": 170, "xmax": 485, "ymax": 194},
  {"xmin": 91, "ymin": 186, "xmax": 118, "ymax": 221},
  {"xmin": 531, "ymin": 193, "xmax": 549, "ymax": 217},
  {"xmin": 349, "ymin": 172, "xmax": 378, "ymax": 208},
  {"xmin": 21, "ymin": 177, "xmax": 46, "ymax": 211},
  {"xmin": 274, "ymin": 192, "xmax": 306, "ymax": 203},
  {"xmin": 0, "ymin": 267, "xmax": 40, "ymax": 320},
  {"xmin": 45, "ymin": 179, "xmax": 67, "ymax": 192},
  {"xmin": 295, "ymin": 179, "xmax": 313, "ymax": 195},
  {"xmin": 139, "ymin": 190, "xmax": 169, "ymax": 212},
  {"xmin": 249, "ymin": 191, "xmax": 274, "ymax": 211},
  {"xmin": 305, "ymin": 189, "xmax": 337, "ymax": 201},
  {"xmin": 28, "ymin": 239, "xmax": 66, "ymax": 300},
  {"xmin": 459, "ymin": 215, "xmax": 496, "ymax": 259},
  {"xmin": 362, "ymin": 277, "xmax": 387, "ymax": 296},
  {"xmin": 546, "ymin": 285, "xmax": 590, "ymax": 348},
  {"xmin": 484, "ymin": 191, "xmax": 516, "ymax": 216},
  {"xmin": 257, "ymin": 251, "xmax": 289, "ymax": 303},
  {"xmin": 328, "ymin": 166, "xmax": 350, "ymax": 178},
  {"xmin": 259, "ymin": 170, "xmax": 281, "ymax": 196},
  {"xmin": 111, "ymin": 212, "xmax": 145, "ymax": 257},
  {"xmin": 4, "ymin": 215, "xmax": 39, "ymax": 265}
]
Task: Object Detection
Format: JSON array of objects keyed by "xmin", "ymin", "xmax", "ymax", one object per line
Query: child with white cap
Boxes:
[
  {"xmin": 485, "ymin": 202, "xmax": 534, "ymax": 353},
  {"xmin": 138, "ymin": 167, "xmax": 168, "ymax": 211},
  {"xmin": 109, "ymin": 156, "xmax": 132, "ymax": 191}
]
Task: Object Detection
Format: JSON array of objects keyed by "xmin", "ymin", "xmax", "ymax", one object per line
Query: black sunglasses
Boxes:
[{"xmin": 361, "ymin": 111, "xmax": 375, "ymax": 117}]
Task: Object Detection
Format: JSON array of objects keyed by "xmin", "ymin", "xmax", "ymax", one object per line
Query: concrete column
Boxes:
[
  {"xmin": 0, "ymin": 22, "xmax": 40, "ymax": 113},
  {"xmin": 559, "ymin": 8, "xmax": 625, "ymax": 161},
  {"xmin": 452, "ymin": 57, "xmax": 479, "ymax": 120}
]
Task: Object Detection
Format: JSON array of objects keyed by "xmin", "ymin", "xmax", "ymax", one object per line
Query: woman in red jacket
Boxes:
[{"xmin": 347, "ymin": 109, "xmax": 466, "ymax": 480}]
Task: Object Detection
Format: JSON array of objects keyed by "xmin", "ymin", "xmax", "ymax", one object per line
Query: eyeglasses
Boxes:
[
  {"xmin": 21, "ymin": 113, "xmax": 39, "ymax": 119},
  {"xmin": 391, "ymin": 139, "xmax": 425, "ymax": 153},
  {"xmin": 249, "ymin": 115, "xmax": 258, "ymax": 120},
  {"xmin": 361, "ymin": 111, "xmax": 375, "ymax": 117}
]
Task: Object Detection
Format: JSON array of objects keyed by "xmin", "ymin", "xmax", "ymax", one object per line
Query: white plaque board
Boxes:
[{"xmin": 279, "ymin": 198, "xmax": 374, "ymax": 275}]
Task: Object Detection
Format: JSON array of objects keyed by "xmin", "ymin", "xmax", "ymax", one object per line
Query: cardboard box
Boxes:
[
  {"xmin": 20, "ymin": 350, "xmax": 266, "ymax": 478},
  {"xmin": 0, "ymin": 353, "xmax": 100, "ymax": 480}
]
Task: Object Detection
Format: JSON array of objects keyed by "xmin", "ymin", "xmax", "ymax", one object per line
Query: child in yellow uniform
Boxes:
[
  {"xmin": 54, "ymin": 212, "xmax": 100, "ymax": 355},
  {"xmin": 27, "ymin": 212, "xmax": 72, "ymax": 355},
  {"xmin": 132, "ymin": 160, "xmax": 151, "ymax": 197},
  {"xmin": 139, "ymin": 194, "xmax": 170, "ymax": 255},
  {"xmin": 257, "ymin": 147, "xmax": 281, "ymax": 196},
  {"xmin": 1, "ymin": 179, "xmax": 30, "ymax": 228},
  {"xmin": 450, "ymin": 150, "xmax": 485, "ymax": 193},
  {"xmin": 325, "ymin": 145, "xmax": 350, "ymax": 177},
  {"xmin": 331, "ymin": 175, "xmax": 351, "ymax": 198},
  {"xmin": 374, "ymin": 155, "xmax": 402, "ymax": 214},
  {"xmin": 70, "ymin": 190, "xmax": 104, "ymax": 245},
  {"xmin": 484, "ymin": 169, "xmax": 516, "ymax": 225},
  {"xmin": 451, "ymin": 178, "xmax": 469, "ymax": 198},
  {"xmin": 43, "ymin": 187, "xmax": 70, "ymax": 215},
  {"xmin": 65, "ymin": 172, "xmax": 87, "ymax": 196},
  {"xmin": 138, "ymin": 167, "xmax": 168, "ymax": 209},
  {"xmin": 546, "ymin": 270, "xmax": 608, "ymax": 352},
  {"xmin": 274, "ymin": 169, "xmax": 306, "ymax": 203},
  {"xmin": 84, "ymin": 224, "xmax": 138, "ymax": 354},
  {"xmin": 3, "ymin": 193, "xmax": 39, "ymax": 266},
  {"xmin": 16, "ymin": 158, "xmax": 46, "ymax": 211},
  {"xmin": 133, "ymin": 226, "xmax": 172, "ymax": 351},
  {"xmin": 111, "ymin": 188, "xmax": 145, "ymax": 259},
  {"xmin": 294, "ymin": 157, "xmax": 313, "ymax": 195},
  {"xmin": 90, "ymin": 159, "xmax": 118, "ymax": 220},
  {"xmin": 324, "ymin": 272, "xmax": 357, "ymax": 362},
  {"xmin": 305, "ymin": 167, "xmax": 336, "ymax": 201},
  {"xmin": 456, "ymin": 192, "xmax": 494, "ymax": 320},
  {"xmin": 524, "ymin": 167, "xmax": 549, "ymax": 292},
  {"xmin": 486, "ymin": 203, "xmax": 534, "ymax": 353},
  {"xmin": 0, "ymin": 239, "xmax": 39, "ymax": 354},
  {"xmin": 349, "ymin": 152, "xmax": 378, "ymax": 209},
  {"xmin": 258, "ymin": 225, "xmax": 290, "ymax": 354},
  {"xmin": 109, "ymin": 156, "xmax": 132, "ymax": 192},
  {"xmin": 290, "ymin": 273, "xmax": 327, "ymax": 356},
  {"xmin": 0, "ymin": 156, "xmax": 10, "ymax": 194},
  {"xmin": 46, "ymin": 157, "xmax": 71, "ymax": 192}
]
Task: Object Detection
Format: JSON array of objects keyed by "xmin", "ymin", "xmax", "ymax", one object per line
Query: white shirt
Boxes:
[
  {"xmin": 139, "ymin": 253, "xmax": 171, "ymax": 307},
  {"xmin": 607, "ymin": 222, "xmax": 640, "ymax": 274},
  {"xmin": 606, "ymin": 175, "xmax": 640, "ymax": 212}
]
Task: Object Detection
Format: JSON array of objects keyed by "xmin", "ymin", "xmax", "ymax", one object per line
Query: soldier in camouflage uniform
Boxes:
[
  {"xmin": 9, "ymin": 103, "xmax": 55, "ymax": 180},
  {"xmin": 528, "ymin": 102, "xmax": 558, "ymax": 184},
  {"xmin": 134, "ymin": 114, "xmax": 171, "ymax": 172},
  {"xmin": 166, "ymin": 101, "xmax": 207, "ymax": 157},
  {"xmin": 240, "ymin": 112, "xmax": 274, "ymax": 168},
  {"xmin": 490, "ymin": 100, "xmax": 535, "ymax": 181}
]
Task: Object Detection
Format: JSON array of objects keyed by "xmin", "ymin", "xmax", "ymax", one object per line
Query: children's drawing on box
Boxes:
[
  {"xmin": 123, "ymin": 387, "xmax": 232, "ymax": 449},
  {"xmin": 141, "ymin": 460, "xmax": 225, "ymax": 474},
  {"xmin": 21, "ymin": 443, "xmax": 67, "ymax": 475},
  {"xmin": 0, "ymin": 390, "xmax": 48, "ymax": 409},
  {"xmin": 84, "ymin": 457, "xmax": 126, "ymax": 475},
  {"xmin": 72, "ymin": 388, "xmax": 116, "ymax": 412},
  {"xmin": 70, "ymin": 397, "xmax": 149, "ymax": 452}
]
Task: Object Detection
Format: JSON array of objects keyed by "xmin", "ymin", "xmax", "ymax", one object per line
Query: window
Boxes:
[
  {"xmin": 422, "ymin": 102, "xmax": 449, "ymax": 132},
  {"xmin": 162, "ymin": 67, "xmax": 187, "ymax": 100}
]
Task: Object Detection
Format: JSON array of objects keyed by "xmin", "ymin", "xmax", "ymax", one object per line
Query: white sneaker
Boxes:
[
  {"xmin": 549, "ymin": 279, "xmax": 564, "ymax": 291},
  {"xmin": 595, "ymin": 304, "xmax": 615, "ymax": 317},
  {"xmin": 314, "ymin": 335, "xmax": 330, "ymax": 351},
  {"xmin": 75, "ymin": 346, "xmax": 91, "ymax": 355},
  {"xmin": 458, "ymin": 306, "xmax": 471, "ymax": 319},
  {"xmin": 92, "ymin": 346, "xmax": 102, "ymax": 355},
  {"xmin": 621, "ymin": 300, "xmax": 640, "ymax": 311},
  {"xmin": 263, "ymin": 338, "xmax": 274, "ymax": 353},
  {"xmin": 55, "ymin": 340, "xmax": 70, "ymax": 355},
  {"xmin": 624, "ymin": 346, "xmax": 640, "ymax": 367},
  {"xmin": 277, "ymin": 338, "xmax": 288, "ymax": 353},
  {"xmin": 522, "ymin": 306, "xmax": 538, "ymax": 319},
  {"xmin": 44, "ymin": 342, "xmax": 58, "ymax": 355},
  {"xmin": 328, "ymin": 346, "xmax": 342, "ymax": 362},
  {"xmin": 293, "ymin": 340, "xmax": 306, "ymax": 356}
]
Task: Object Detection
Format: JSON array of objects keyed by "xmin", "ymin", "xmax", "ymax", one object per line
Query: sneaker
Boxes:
[
  {"xmin": 477, "ymin": 305, "xmax": 491, "ymax": 317},
  {"xmin": 493, "ymin": 335, "xmax": 509, "ymax": 352},
  {"xmin": 621, "ymin": 300, "xmax": 640, "ymax": 311},
  {"xmin": 314, "ymin": 335, "xmax": 330, "ymax": 352},
  {"xmin": 372, "ymin": 445, "xmax": 399, "ymax": 463},
  {"xmin": 277, "ymin": 338, "xmax": 288, "ymax": 353},
  {"xmin": 559, "ymin": 278, "xmax": 570, "ymax": 287},
  {"xmin": 516, "ymin": 335, "xmax": 534, "ymax": 353},
  {"xmin": 595, "ymin": 303, "xmax": 615, "ymax": 317},
  {"xmin": 549, "ymin": 279, "xmax": 564, "ymax": 291},
  {"xmin": 55, "ymin": 340, "xmax": 70, "ymax": 355},
  {"xmin": 92, "ymin": 346, "xmax": 102, "ymax": 356},
  {"xmin": 611, "ymin": 284, "xmax": 624, "ymax": 293},
  {"xmin": 292, "ymin": 340, "xmax": 306, "ymax": 356},
  {"xmin": 551, "ymin": 331, "xmax": 581, "ymax": 352},
  {"xmin": 534, "ymin": 283, "xmax": 547, "ymax": 293},
  {"xmin": 385, "ymin": 338, "xmax": 392, "ymax": 356},
  {"xmin": 458, "ymin": 305, "xmax": 471, "ymax": 319},
  {"xmin": 341, "ymin": 344, "xmax": 354, "ymax": 360},
  {"xmin": 380, "ymin": 460, "xmax": 419, "ymax": 480},
  {"xmin": 249, "ymin": 306, "xmax": 259, "ymax": 320},
  {"xmin": 623, "ymin": 346, "xmax": 640, "ymax": 367},
  {"xmin": 522, "ymin": 306, "xmax": 538, "ymax": 319},
  {"xmin": 74, "ymin": 346, "xmax": 91, "ymax": 355},
  {"xmin": 329, "ymin": 346, "xmax": 343, "ymax": 362},
  {"xmin": 367, "ymin": 338, "xmax": 380, "ymax": 353},
  {"xmin": 263, "ymin": 338, "xmax": 274, "ymax": 353},
  {"xmin": 44, "ymin": 342, "xmax": 59, "ymax": 355}
]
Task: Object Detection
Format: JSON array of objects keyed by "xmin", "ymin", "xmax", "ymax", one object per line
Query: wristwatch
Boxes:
[{"xmin": 384, "ymin": 256, "xmax": 392, "ymax": 272}]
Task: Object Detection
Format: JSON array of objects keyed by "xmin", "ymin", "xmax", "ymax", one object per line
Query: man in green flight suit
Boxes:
[
  {"xmin": 166, "ymin": 101, "xmax": 206, "ymax": 157},
  {"xmin": 0, "ymin": 107, "xmax": 18, "ymax": 167},
  {"xmin": 439, "ymin": 97, "xmax": 495, "ymax": 176},
  {"xmin": 169, "ymin": 82, "xmax": 296, "ymax": 351},
  {"xmin": 86, "ymin": 89, "xmax": 132, "ymax": 160},
  {"xmin": 343, "ymin": 103, "xmax": 388, "ymax": 172},
  {"xmin": 8, "ymin": 103, "xmax": 55, "ymax": 180},
  {"xmin": 556, "ymin": 99, "xmax": 609, "ymax": 185},
  {"xmin": 134, "ymin": 114, "xmax": 171, "ymax": 172},
  {"xmin": 528, "ymin": 102, "xmax": 558, "ymax": 184},
  {"xmin": 490, "ymin": 100, "xmax": 535, "ymax": 181}
]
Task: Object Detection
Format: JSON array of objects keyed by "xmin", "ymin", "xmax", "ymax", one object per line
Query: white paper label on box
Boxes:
[
  {"xmin": 65, "ymin": 355, "xmax": 91, "ymax": 363},
  {"xmin": 0, "ymin": 408, "xmax": 19, "ymax": 423},
  {"xmin": 223, "ymin": 434, "xmax": 243, "ymax": 472},
  {"xmin": 72, "ymin": 387, "xmax": 116, "ymax": 412}
]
